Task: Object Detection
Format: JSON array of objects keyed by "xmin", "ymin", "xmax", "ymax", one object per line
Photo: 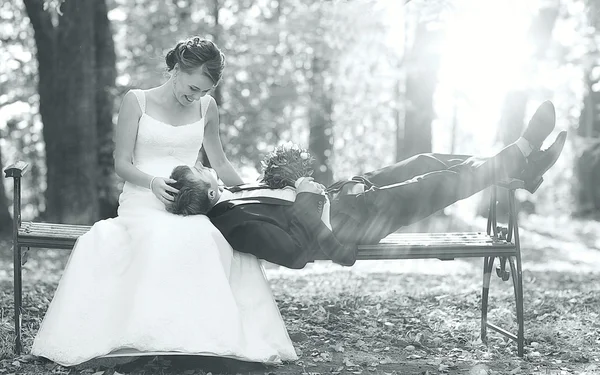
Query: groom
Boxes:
[{"xmin": 167, "ymin": 101, "xmax": 566, "ymax": 269}]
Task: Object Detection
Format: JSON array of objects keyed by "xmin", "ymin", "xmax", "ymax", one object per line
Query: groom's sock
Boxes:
[{"xmin": 515, "ymin": 137, "xmax": 534, "ymax": 158}]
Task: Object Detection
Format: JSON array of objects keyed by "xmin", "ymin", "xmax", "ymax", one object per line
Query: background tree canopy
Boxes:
[{"xmin": 0, "ymin": 0, "xmax": 598, "ymax": 227}]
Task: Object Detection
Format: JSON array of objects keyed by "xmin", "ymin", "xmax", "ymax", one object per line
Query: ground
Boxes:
[{"xmin": 1, "ymin": 213, "xmax": 599, "ymax": 375}]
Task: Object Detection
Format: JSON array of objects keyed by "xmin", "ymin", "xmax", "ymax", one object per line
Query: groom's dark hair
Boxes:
[{"xmin": 166, "ymin": 166, "xmax": 212, "ymax": 216}]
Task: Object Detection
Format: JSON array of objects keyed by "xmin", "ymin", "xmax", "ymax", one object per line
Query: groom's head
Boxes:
[{"xmin": 165, "ymin": 165, "xmax": 222, "ymax": 216}]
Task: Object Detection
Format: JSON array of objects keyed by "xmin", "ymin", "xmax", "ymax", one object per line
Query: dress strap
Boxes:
[
  {"xmin": 200, "ymin": 95, "xmax": 211, "ymax": 120},
  {"xmin": 131, "ymin": 89, "xmax": 146, "ymax": 114}
]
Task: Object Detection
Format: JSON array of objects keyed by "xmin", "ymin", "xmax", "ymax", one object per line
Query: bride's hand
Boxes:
[{"xmin": 151, "ymin": 177, "xmax": 179, "ymax": 205}]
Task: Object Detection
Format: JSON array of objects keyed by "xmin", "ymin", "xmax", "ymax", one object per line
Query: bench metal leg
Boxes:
[
  {"xmin": 481, "ymin": 256, "xmax": 495, "ymax": 343},
  {"xmin": 508, "ymin": 257, "xmax": 524, "ymax": 356},
  {"xmin": 8, "ymin": 165, "xmax": 24, "ymax": 355},
  {"xmin": 508, "ymin": 190, "xmax": 525, "ymax": 356},
  {"xmin": 13, "ymin": 243, "xmax": 22, "ymax": 355},
  {"xmin": 481, "ymin": 188, "xmax": 525, "ymax": 357}
]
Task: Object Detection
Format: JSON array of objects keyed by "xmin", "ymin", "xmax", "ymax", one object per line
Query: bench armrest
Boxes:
[
  {"xmin": 4, "ymin": 161, "xmax": 28, "ymax": 230},
  {"xmin": 4, "ymin": 161, "xmax": 29, "ymax": 179},
  {"xmin": 487, "ymin": 178, "xmax": 524, "ymax": 241}
]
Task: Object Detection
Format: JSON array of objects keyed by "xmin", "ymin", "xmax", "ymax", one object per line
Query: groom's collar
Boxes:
[
  {"xmin": 225, "ymin": 182, "xmax": 272, "ymax": 193},
  {"xmin": 208, "ymin": 195, "xmax": 293, "ymax": 217}
]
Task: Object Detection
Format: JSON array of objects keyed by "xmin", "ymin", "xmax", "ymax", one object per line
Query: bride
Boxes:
[{"xmin": 31, "ymin": 36, "xmax": 297, "ymax": 366}]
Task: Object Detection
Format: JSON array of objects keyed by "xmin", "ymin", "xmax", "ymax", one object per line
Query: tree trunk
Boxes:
[
  {"xmin": 400, "ymin": 23, "xmax": 441, "ymax": 160},
  {"xmin": 25, "ymin": 0, "xmax": 100, "ymax": 224},
  {"xmin": 573, "ymin": 0, "xmax": 600, "ymax": 215},
  {"xmin": 53, "ymin": 0, "xmax": 99, "ymax": 224},
  {"xmin": 574, "ymin": 140, "xmax": 600, "ymax": 216},
  {"xmin": 22, "ymin": 0, "xmax": 58, "ymax": 220},
  {"xmin": 575, "ymin": 67, "xmax": 600, "ymax": 215},
  {"xmin": 0, "ymin": 145, "xmax": 12, "ymax": 233},
  {"xmin": 198, "ymin": 0, "xmax": 222, "ymax": 169},
  {"xmin": 394, "ymin": 78, "xmax": 403, "ymax": 162},
  {"xmin": 94, "ymin": 0, "xmax": 118, "ymax": 219},
  {"xmin": 212, "ymin": 0, "xmax": 222, "ymax": 107},
  {"xmin": 24, "ymin": 0, "xmax": 116, "ymax": 224},
  {"xmin": 578, "ymin": 73, "xmax": 600, "ymax": 138},
  {"xmin": 308, "ymin": 54, "xmax": 334, "ymax": 186}
]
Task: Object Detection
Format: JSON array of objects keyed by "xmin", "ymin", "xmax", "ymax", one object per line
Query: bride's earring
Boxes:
[{"xmin": 172, "ymin": 71, "xmax": 178, "ymax": 98}]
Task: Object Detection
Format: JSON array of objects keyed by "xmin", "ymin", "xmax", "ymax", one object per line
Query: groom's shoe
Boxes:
[
  {"xmin": 521, "ymin": 101, "xmax": 556, "ymax": 150},
  {"xmin": 520, "ymin": 131, "xmax": 567, "ymax": 193}
]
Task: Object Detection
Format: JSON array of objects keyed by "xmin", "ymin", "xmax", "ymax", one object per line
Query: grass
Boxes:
[{"xmin": 1, "ymin": 214, "xmax": 600, "ymax": 374}]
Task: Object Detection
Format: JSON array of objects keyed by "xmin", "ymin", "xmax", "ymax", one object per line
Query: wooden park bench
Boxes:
[{"xmin": 4, "ymin": 161, "xmax": 527, "ymax": 357}]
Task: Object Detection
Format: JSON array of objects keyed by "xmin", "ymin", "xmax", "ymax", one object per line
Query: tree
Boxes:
[
  {"xmin": 95, "ymin": 0, "xmax": 118, "ymax": 219},
  {"xmin": 574, "ymin": 0, "xmax": 600, "ymax": 215},
  {"xmin": 23, "ymin": 0, "xmax": 117, "ymax": 224},
  {"xmin": 0, "ymin": 144, "xmax": 12, "ymax": 233},
  {"xmin": 307, "ymin": 49, "xmax": 334, "ymax": 185},
  {"xmin": 399, "ymin": 21, "xmax": 443, "ymax": 160},
  {"xmin": 0, "ymin": 0, "xmax": 40, "ymax": 224}
]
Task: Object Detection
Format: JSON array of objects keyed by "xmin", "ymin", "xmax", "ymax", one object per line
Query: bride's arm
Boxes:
[
  {"xmin": 114, "ymin": 91, "xmax": 177, "ymax": 203},
  {"xmin": 200, "ymin": 96, "xmax": 244, "ymax": 186}
]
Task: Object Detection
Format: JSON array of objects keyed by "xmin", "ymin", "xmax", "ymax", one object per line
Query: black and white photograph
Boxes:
[{"xmin": 0, "ymin": 0, "xmax": 598, "ymax": 374}]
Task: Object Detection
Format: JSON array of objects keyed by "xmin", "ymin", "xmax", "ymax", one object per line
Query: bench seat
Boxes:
[
  {"xmin": 20, "ymin": 222, "xmax": 516, "ymax": 261},
  {"xmin": 19, "ymin": 222, "xmax": 91, "ymax": 249},
  {"xmin": 355, "ymin": 232, "xmax": 516, "ymax": 260}
]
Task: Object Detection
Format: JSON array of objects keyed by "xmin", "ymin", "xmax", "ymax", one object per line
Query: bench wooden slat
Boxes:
[
  {"xmin": 19, "ymin": 222, "xmax": 91, "ymax": 249},
  {"xmin": 18, "ymin": 222, "xmax": 515, "ymax": 261},
  {"xmin": 21, "ymin": 222, "xmax": 92, "ymax": 231},
  {"xmin": 355, "ymin": 244, "xmax": 516, "ymax": 260}
]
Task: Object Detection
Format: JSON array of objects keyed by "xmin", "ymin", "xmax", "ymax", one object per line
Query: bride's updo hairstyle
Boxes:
[{"xmin": 165, "ymin": 36, "xmax": 225, "ymax": 86}]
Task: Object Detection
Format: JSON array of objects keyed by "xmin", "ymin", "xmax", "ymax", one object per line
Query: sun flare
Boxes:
[{"xmin": 434, "ymin": 0, "xmax": 539, "ymax": 154}]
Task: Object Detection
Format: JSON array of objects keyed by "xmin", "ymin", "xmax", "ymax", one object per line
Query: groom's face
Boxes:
[{"xmin": 191, "ymin": 165, "xmax": 222, "ymax": 203}]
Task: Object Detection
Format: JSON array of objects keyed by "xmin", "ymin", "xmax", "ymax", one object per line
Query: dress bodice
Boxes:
[{"xmin": 130, "ymin": 89, "xmax": 209, "ymax": 178}]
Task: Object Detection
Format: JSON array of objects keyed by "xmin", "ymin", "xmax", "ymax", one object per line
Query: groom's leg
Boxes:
[
  {"xmin": 327, "ymin": 153, "xmax": 473, "ymax": 230},
  {"xmin": 359, "ymin": 153, "xmax": 474, "ymax": 187},
  {"xmin": 330, "ymin": 145, "xmax": 525, "ymax": 244}
]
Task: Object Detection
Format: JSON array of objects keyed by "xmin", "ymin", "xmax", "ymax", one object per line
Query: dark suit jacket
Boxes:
[{"xmin": 207, "ymin": 187, "xmax": 357, "ymax": 269}]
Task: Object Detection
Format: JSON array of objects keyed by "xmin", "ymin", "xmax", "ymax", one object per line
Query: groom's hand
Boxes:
[{"xmin": 296, "ymin": 177, "xmax": 325, "ymax": 194}]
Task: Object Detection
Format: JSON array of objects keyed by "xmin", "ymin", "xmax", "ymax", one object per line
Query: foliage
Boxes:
[
  {"xmin": 110, "ymin": 0, "xmax": 404, "ymax": 177},
  {"xmin": 1, "ymin": 0, "xmax": 597, "ymax": 219},
  {"xmin": 0, "ymin": 0, "xmax": 46, "ymax": 220}
]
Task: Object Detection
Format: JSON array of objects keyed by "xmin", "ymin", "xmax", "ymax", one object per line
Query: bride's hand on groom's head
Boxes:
[{"xmin": 150, "ymin": 177, "xmax": 179, "ymax": 205}]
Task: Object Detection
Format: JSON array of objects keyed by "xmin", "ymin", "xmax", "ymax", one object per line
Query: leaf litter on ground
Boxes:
[{"xmin": 1, "ymin": 215, "xmax": 600, "ymax": 374}]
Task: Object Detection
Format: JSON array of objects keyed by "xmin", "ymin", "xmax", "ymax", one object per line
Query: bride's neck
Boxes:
[{"xmin": 154, "ymin": 79, "xmax": 184, "ymax": 108}]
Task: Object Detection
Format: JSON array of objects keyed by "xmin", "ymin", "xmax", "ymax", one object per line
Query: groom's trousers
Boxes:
[{"xmin": 328, "ymin": 144, "xmax": 526, "ymax": 245}]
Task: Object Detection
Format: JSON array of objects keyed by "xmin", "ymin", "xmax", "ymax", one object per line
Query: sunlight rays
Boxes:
[{"xmin": 434, "ymin": 0, "xmax": 539, "ymax": 154}]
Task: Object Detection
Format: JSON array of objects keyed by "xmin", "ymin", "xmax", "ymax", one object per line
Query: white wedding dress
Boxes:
[{"xmin": 31, "ymin": 90, "xmax": 297, "ymax": 367}]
